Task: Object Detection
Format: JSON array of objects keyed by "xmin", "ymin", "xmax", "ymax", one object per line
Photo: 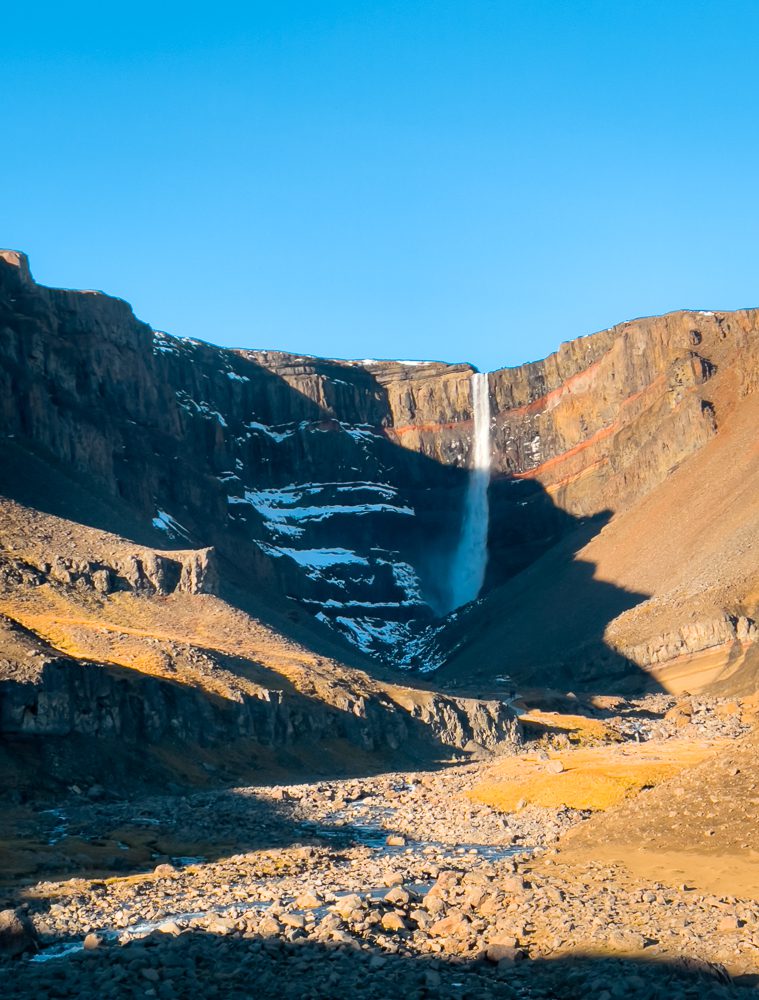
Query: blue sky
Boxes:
[{"xmin": 3, "ymin": 1, "xmax": 758, "ymax": 370}]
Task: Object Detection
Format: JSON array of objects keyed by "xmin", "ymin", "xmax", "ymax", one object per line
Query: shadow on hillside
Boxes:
[
  {"xmin": 0, "ymin": 369, "xmax": 652, "ymax": 684},
  {"xmin": 0, "ymin": 756, "xmax": 425, "ymax": 884},
  {"xmin": 0, "ymin": 641, "xmax": 464, "ymax": 798},
  {"xmin": 0, "ymin": 257, "xmax": 658, "ymax": 720},
  {"xmin": 3, "ymin": 926, "xmax": 745, "ymax": 999}
]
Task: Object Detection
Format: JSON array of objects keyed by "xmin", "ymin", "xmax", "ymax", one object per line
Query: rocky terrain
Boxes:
[
  {"xmin": 0, "ymin": 485, "xmax": 520, "ymax": 794},
  {"xmin": 2, "ymin": 250, "xmax": 759, "ymax": 996},
  {"xmin": 2, "ymin": 695, "xmax": 758, "ymax": 998},
  {"xmin": 2, "ymin": 249, "xmax": 757, "ymax": 688}
]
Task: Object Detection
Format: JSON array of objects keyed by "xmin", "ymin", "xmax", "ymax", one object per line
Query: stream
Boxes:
[{"xmin": 31, "ymin": 818, "xmax": 528, "ymax": 964}]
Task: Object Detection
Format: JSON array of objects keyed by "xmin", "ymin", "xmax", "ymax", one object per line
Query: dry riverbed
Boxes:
[{"xmin": 2, "ymin": 694, "xmax": 758, "ymax": 998}]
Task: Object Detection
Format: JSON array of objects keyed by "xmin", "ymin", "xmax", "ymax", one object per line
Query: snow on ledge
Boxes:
[{"xmin": 152, "ymin": 509, "xmax": 191, "ymax": 540}]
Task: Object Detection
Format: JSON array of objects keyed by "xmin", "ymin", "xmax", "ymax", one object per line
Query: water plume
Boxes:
[{"xmin": 448, "ymin": 371, "xmax": 491, "ymax": 609}]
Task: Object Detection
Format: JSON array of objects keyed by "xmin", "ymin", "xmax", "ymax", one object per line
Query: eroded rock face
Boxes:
[
  {"xmin": 619, "ymin": 615, "xmax": 758, "ymax": 669},
  {"xmin": 0, "ymin": 655, "xmax": 404, "ymax": 750},
  {"xmin": 0, "ymin": 548, "xmax": 218, "ymax": 597},
  {"xmin": 1, "ymin": 250, "xmax": 756, "ymax": 677},
  {"xmin": 0, "ymin": 657, "xmax": 520, "ymax": 753}
]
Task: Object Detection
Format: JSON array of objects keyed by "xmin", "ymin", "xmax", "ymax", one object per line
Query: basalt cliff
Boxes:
[{"xmin": 1, "ymin": 249, "xmax": 757, "ymax": 788}]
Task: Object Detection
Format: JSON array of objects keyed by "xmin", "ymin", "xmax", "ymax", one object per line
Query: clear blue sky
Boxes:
[{"xmin": 3, "ymin": 2, "xmax": 758, "ymax": 371}]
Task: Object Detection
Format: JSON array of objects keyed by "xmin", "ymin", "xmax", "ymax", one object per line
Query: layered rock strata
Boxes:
[{"xmin": 1, "ymin": 250, "xmax": 757, "ymax": 688}]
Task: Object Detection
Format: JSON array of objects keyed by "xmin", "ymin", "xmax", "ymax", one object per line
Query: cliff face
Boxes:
[{"xmin": 1, "ymin": 250, "xmax": 757, "ymax": 697}]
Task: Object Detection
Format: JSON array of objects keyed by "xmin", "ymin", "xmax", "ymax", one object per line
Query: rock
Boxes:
[
  {"xmin": 83, "ymin": 932, "xmax": 102, "ymax": 950},
  {"xmin": 715, "ymin": 701, "xmax": 741, "ymax": 719},
  {"xmin": 157, "ymin": 920, "xmax": 182, "ymax": 936},
  {"xmin": 486, "ymin": 938, "xmax": 524, "ymax": 963},
  {"xmin": 380, "ymin": 912, "xmax": 407, "ymax": 933},
  {"xmin": 385, "ymin": 835, "xmax": 406, "ymax": 847},
  {"xmin": 207, "ymin": 916, "xmax": 236, "ymax": 936},
  {"xmin": 500, "ymin": 874, "xmax": 526, "ymax": 894},
  {"xmin": 428, "ymin": 910, "xmax": 471, "ymax": 939},
  {"xmin": 294, "ymin": 891, "xmax": 323, "ymax": 909},
  {"xmin": 409, "ymin": 909, "xmax": 433, "ymax": 930},
  {"xmin": 383, "ymin": 871, "xmax": 404, "ymax": 887},
  {"xmin": 428, "ymin": 870, "xmax": 461, "ymax": 895},
  {"xmin": 384, "ymin": 886, "xmax": 411, "ymax": 906},
  {"xmin": 258, "ymin": 916, "xmax": 282, "ymax": 937},
  {"xmin": 672, "ymin": 956, "xmax": 732, "ymax": 983},
  {"xmin": 0, "ymin": 909, "xmax": 38, "ymax": 958},
  {"xmin": 333, "ymin": 894, "xmax": 364, "ymax": 918},
  {"xmin": 546, "ymin": 759, "xmax": 564, "ymax": 774},
  {"xmin": 422, "ymin": 894, "xmax": 446, "ymax": 916},
  {"xmin": 153, "ymin": 863, "xmax": 177, "ymax": 877}
]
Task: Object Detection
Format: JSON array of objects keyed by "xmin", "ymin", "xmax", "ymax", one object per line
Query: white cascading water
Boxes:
[{"xmin": 448, "ymin": 371, "xmax": 491, "ymax": 609}]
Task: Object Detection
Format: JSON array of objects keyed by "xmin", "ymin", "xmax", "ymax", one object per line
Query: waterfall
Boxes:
[{"xmin": 448, "ymin": 371, "xmax": 491, "ymax": 610}]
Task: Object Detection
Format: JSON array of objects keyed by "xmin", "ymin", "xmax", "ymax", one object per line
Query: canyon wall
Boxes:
[{"xmin": 1, "ymin": 250, "xmax": 757, "ymax": 689}]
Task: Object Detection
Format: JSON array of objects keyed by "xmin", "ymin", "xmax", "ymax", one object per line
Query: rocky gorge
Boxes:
[
  {"xmin": 2, "ymin": 249, "xmax": 759, "ymax": 997},
  {"xmin": 1, "ymin": 249, "xmax": 757, "ymax": 689},
  {"xmin": 2, "ymin": 693, "xmax": 758, "ymax": 999}
]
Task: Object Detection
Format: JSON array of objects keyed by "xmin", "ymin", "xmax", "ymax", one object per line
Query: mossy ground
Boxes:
[{"xmin": 468, "ymin": 738, "xmax": 723, "ymax": 813}]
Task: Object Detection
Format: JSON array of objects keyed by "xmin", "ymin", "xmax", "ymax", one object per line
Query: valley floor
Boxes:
[{"xmin": 2, "ymin": 695, "xmax": 759, "ymax": 998}]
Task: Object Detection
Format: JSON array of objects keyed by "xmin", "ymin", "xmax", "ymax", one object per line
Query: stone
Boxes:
[
  {"xmin": 294, "ymin": 891, "xmax": 323, "ymax": 909},
  {"xmin": 385, "ymin": 835, "xmax": 406, "ymax": 847},
  {"xmin": 380, "ymin": 912, "xmax": 407, "ymax": 933},
  {"xmin": 153, "ymin": 863, "xmax": 177, "ymax": 877},
  {"xmin": 717, "ymin": 915, "xmax": 740, "ymax": 932},
  {"xmin": 158, "ymin": 920, "xmax": 182, "ymax": 936},
  {"xmin": 429, "ymin": 911, "xmax": 470, "ymax": 939},
  {"xmin": 501, "ymin": 875, "xmax": 526, "ymax": 894},
  {"xmin": 83, "ymin": 932, "xmax": 102, "ymax": 950},
  {"xmin": 383, "ymin": 871, "xmax": 404, "ymax": 887},
  {"xmin": 486, "ymin": 939, "xmax": 524, "ymax": 964},
  {"xmin": 0, "ymin": 909, "xmax": 38, "ymax": 958},
  {"xmin": 258, "ymin": 916, "xmax": 282, "ymax": 937},
  {"xmin": 384, "ymin": 886, "xmax": 411, "ymax": 906},
  {"xmin": 333, "ymin": 894, "xmax": 364, "ymax": 917}
]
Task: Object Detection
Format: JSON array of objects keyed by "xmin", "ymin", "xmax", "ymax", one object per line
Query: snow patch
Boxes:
[
  {"xmin": 175, "ymin": 390, "xmax": 228, "ymax": 427},
  {"xmin": 257, "ymin": 544, "xmax": 369, "ymax": 582},
  {"xmin": 245, "ymin": 421, "xmax": 295, "ymax": 443},
  {"xmin": 152, "ymin": 510, "xmax": 191, "ymax": 541},
  {"xmin": 327, "ymin": 616, "xmax": 446, "ymax": 671},
  {"xmin": 227, "ymin": 484, "xmax": 413, "ymax": 526}
]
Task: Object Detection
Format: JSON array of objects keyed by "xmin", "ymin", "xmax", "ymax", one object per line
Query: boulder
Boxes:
[{"xmin": 0, "ymin": 909, "xmax": 38, "ymax": 958}]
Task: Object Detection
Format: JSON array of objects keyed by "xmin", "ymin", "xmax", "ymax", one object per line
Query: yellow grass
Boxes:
[
  {"xmin": 519, "ymin": 710, "xmax": 619, "ymax": 746},
  {"xmin": 469, "ymin": 740, "xmax": 723, "ymax": 813}
]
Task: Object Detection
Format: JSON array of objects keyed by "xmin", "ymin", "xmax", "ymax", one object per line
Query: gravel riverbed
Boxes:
[{"xmin": 2, "ymin": 697, "xmax": 756, "ymax": 998}]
